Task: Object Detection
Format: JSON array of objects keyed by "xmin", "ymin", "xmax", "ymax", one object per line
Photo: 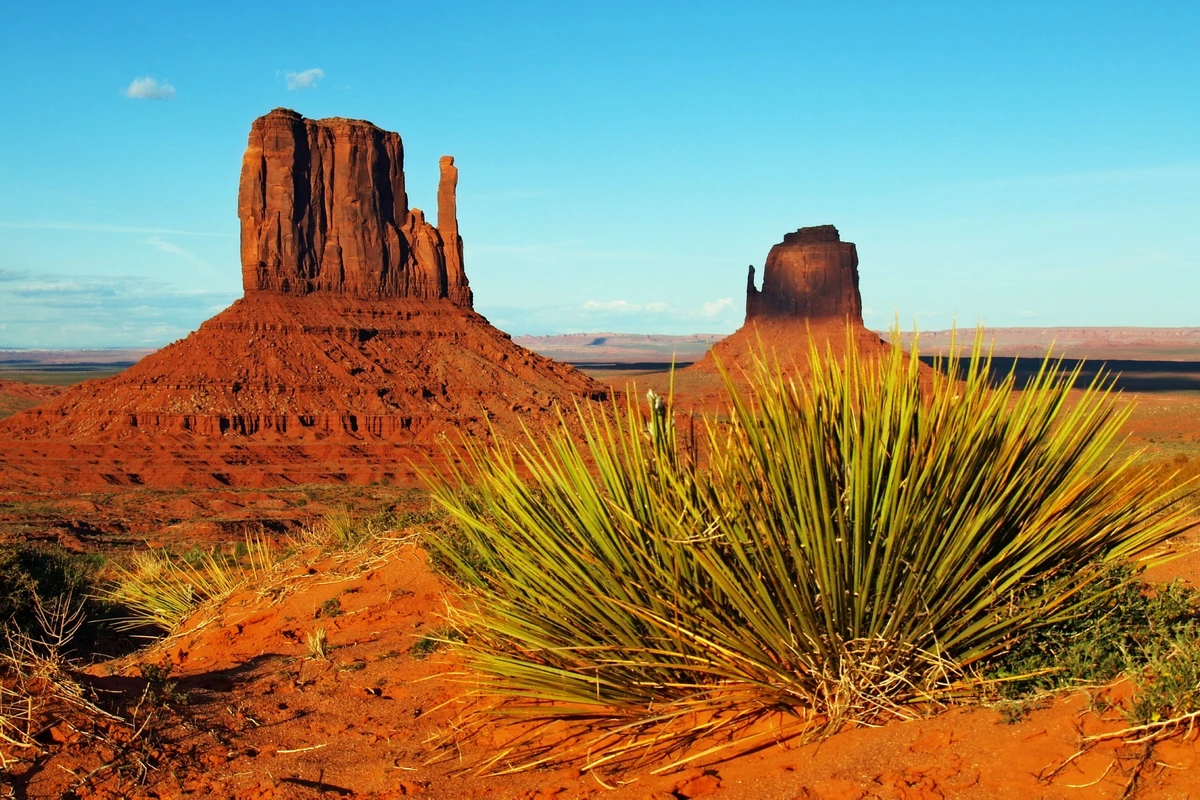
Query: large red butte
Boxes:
[{"xmin": 0, "ymin": 109, "xmax": 604, "ymax": 490}]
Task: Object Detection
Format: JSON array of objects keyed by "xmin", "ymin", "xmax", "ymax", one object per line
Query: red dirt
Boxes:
[
  {"xmin": 0, "ymin": 380, "xmax": 65, "ymax": 402},
  {"xmin": 0, "ymin": 379, "xmax": 65, "ymax": 423},
  {"xmin": 10, "ymin": 542, "xmax": 1200, "ymax": 799}
]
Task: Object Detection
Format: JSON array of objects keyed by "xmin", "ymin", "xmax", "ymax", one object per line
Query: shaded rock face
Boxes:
[
  {"xmin": 239, "ymin": 108, "xmax": 471, "ymax": 306},
  {"xmin": 745, "ymin": 224, "xmax": 861, "ymax": 323},
  {"xmin": 690, "ymin": 225, "xmax": 883, "ymax": 376}
]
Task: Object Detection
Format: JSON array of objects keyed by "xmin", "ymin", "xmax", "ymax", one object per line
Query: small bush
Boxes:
[
  {"xmin": 0, "ymin": 541, "xmax": 114, "ymax": 655},
  {"xmin": 1130, "ymin": 634, "xmax": 1200, "ymax": 724},
  {"xmin": 988, "ymin": 567, "xmax": 1200, "ymax": 697},
  {"xmin": 426, "ymin": 329, "xmax": 1195, "ymax": 767}
]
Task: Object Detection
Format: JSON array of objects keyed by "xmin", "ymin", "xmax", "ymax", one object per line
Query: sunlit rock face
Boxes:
[
  {"xmin": 693, "ymin": 224, "xmax": 885, "ymax": 376},
  {"xmin": 238, "ymin": 108, "xmax": 471, "ymax": 307},
  {"xmin": 745, "ymin": 225, "xmax": 861, "ymax": 323}
]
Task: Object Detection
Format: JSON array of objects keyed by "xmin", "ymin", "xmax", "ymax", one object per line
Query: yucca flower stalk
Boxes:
[{"xmin": 426, "ymin": 328, "xmax": 1194, "ymax": 769}]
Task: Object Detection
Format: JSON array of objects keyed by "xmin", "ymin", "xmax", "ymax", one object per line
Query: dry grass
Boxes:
[
  {"xmin": 0, "ymin": 590, "xmax": 127, "ymax": 776},
  {"xmin": 105, "ymin": 510, "xmax": 421, "ymax": 638}
]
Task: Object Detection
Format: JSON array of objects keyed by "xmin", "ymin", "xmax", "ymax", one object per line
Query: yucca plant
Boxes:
[{"xmin": 426, "ymin": 329, "xmax": 1195, "ymax": 770}]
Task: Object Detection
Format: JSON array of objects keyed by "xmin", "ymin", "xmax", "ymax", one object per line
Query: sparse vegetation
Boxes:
[
  {"xmin": 318, "ymin": 597, "xmax": 343, "ymax": 618},
  {"xmin": 986, "ymin": 565, "xmax": 1200, "ymax": 729},
  {"xmin": 306, "ymin": 626, "xmax": 329, "ymax": 660},
  {"xmin": 0, "ymin": 576, "xmax": 137, "ymax": 781},
  {"xmin": 102, "ymin": 506, "xmax": 427, "ymax": 637},
  {"xmin": 0, "ymin": 541, "xmax": 121, "ymax": 658},
  {"xmin": 106, "ymin": 533, "xmax": 277, "ymax": 632},
  {"xmin": 409, "ymin": 627, "xmax": 466, "ymax": 660},
  {"xmin": 427, "ymin": 330, "xmax": 1195, "ymax": 769},
  {"xmin": 988, "ymin": 566, "xmax": 1200, "ymax": 698}
]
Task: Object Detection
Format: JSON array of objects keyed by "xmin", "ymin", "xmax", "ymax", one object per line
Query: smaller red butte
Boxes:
[{"xmin": 692, "ymin": 225, "xmax": 887, "ymax": 375}]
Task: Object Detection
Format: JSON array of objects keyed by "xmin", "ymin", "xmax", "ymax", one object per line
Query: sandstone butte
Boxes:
[
  {"xmin": 689, "ymin": 224, "xmax": 888, "ymax": 375},
  {"xmin": 0, "ymin": 109, "xmax": 605, "ymax": 488}
]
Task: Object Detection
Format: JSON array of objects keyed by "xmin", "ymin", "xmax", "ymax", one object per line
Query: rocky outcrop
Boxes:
[
  {"xmin": 0, "ymin": 293, "xmax": 605, "ymax": 445},
  {"xmin": 238, "ymin": 108, "xmax": 471, "ymax": 306},
  {"xmin": 691, "ymin": 225, "xmax": 884, "ymax": 375},
  {"xmin": 745, "ymin": 225, "xmax": 861, "ymax": 322},
  {"xmin": 0, "ymin": 109, "xmax": 605, "ymax": 456}
]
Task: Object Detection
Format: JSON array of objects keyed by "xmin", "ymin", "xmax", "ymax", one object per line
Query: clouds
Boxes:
[
  {"xmin": 0, "ymin": 269, "xmax": 237, "ymax": 348},
  {"xmin": 120, "ymin": 68, "xmax": 331, "ymax": 102},
  {"xmin": 124, "ymin": 76, "xmax": 175, "ymax": 100},
  {"xmin": 701, "ymin": 297, "xmax": 734, "ymax": 316},
  {"xmin": 141, "ymin": 236, "xmax": 213, "ymax": 270},
  {"xmin": 285, "ymin": 68, "xmax": 325, "ymax": 90},
  {"xmin": 583, "ymin": 299, "xmax": 668, "ymax": 314}
]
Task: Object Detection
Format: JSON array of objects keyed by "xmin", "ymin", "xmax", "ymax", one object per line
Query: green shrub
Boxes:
[
  {"xmin": 0, "ymin": 541, "xmax": 113, "ymax": 654},
  {"xmin": 425, "ymin": 330, "xmax": 1194, "ymax": 767},
  {"xmin": 988, "ymin": 566, "xmax": 1200, "ymax": 697},
  {"xmin": 1130, "ymin": 633, "xmax": 1200, "ymax": 724}
]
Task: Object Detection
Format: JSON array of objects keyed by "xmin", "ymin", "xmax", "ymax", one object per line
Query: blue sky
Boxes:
[{"xmin": 1, "ymin": 1, "xmax": 1197, "ymax": 348}]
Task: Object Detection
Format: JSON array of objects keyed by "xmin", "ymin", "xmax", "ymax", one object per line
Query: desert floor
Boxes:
[{"xmin": 3, "ymin": 352, "xmax": 1200, "ymax": 798}]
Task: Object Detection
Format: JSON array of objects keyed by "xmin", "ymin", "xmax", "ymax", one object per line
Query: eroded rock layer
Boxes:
[{"xmin": 2, "ymin": 294, "xmax": 601, "ymax": 444}]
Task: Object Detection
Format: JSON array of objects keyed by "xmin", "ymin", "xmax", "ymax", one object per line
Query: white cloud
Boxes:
[
  {"xmin": 1016, "ymin": 309, "xmax": 1036, "ymax": 318},
  {"xmin": 582, "ymin": 299, "xmax": 669, "ymax": 314},
  {"xmin": 285, "ymin": 68, "xmax": 325, "ymax": 90},
  {"xmin": 701, "ymin": 297, "xmax": 733, "ymax": 316},
  {"xmin": 0, "ymin": 270, "xmax": 238, "ymax": 348},
  {"xmin": 124, "ymin": 76, "xmax": 175, "ymax": 100},
  {"xmin": 141, "ymin": 236, "xmax": 212, "ymax": 270}
]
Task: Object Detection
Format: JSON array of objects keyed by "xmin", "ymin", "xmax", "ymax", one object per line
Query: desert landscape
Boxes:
[{"xmin": 3, "ymin": 6, "xmax": 1200, "ymax": 799}]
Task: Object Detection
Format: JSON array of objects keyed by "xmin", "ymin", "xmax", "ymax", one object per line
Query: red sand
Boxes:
[{"xmin": 9, "ymin": 536, "xmax": 1200, "ymax": 798}]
